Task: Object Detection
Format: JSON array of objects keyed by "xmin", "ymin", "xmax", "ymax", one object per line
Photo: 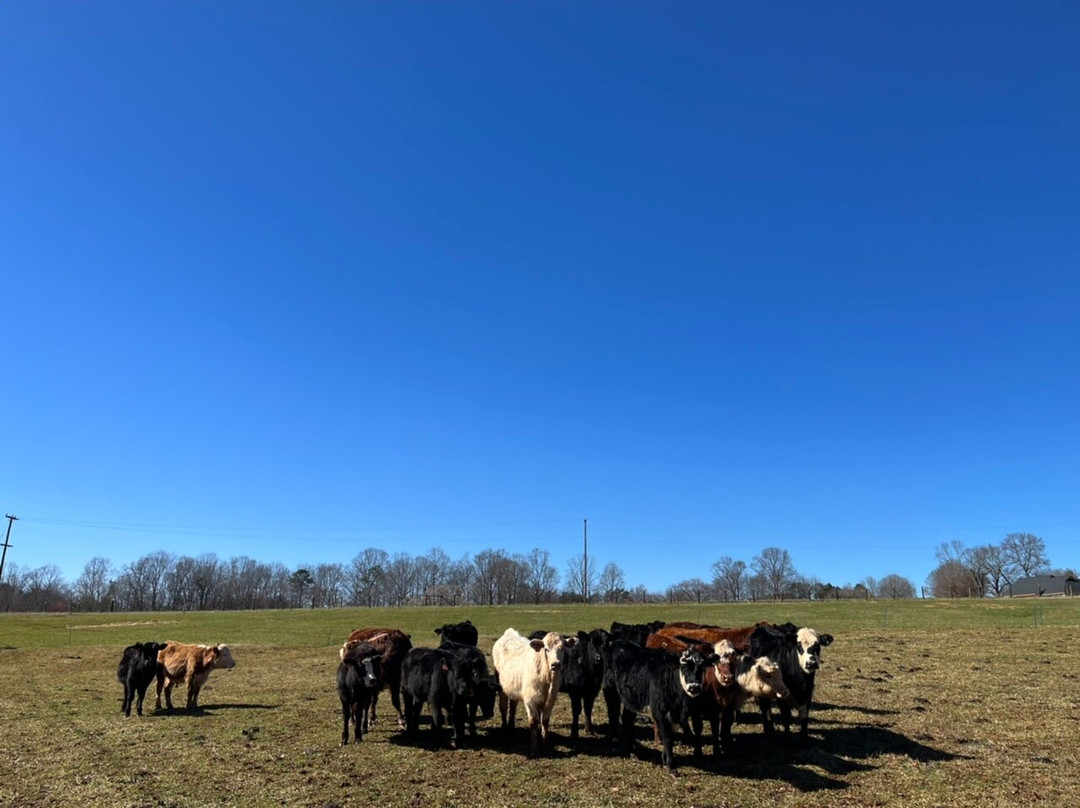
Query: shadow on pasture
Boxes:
[
  {"xmin": 820, "ymin": 724, "xmax": 967, "ymax": 765},
  {"xmin": 812, "ymin": 700, "xmax": 900, "ymax": 717},
  {"xmin": 151, "ymin": 702, "xmax": 277, "ymax": 716}
]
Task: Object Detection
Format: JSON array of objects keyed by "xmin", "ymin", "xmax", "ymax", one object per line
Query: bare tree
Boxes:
[
  {"xmin": 671, "ymin": 577, "xmax": 711, "ymax": 604},
  {"xmin": 74, "ymin": 557, "xmax": 114, "ymax": 611},
  {"xmin": 751, "ymin": 547, "xmax": 797, "ymax": 601},
  {"xmin": 927, "ymin": 560, "xmax": 980, "ymax": 598},
  {"xmin": 969, "ymin": 544, "xmax": 1011, "ymax": 597},
  {"xmin": 523, "ymin": 548, "xmax": 559, "ymax": 604},
  {"xmin": 414, "ymin": 547, "xmax": 452, "ymax": 605},
  {"xmin": 22, "ymin": 564, "xmax": 69, "ymax": 611},
  {"xmin": 347, "ymin": 548, "xmax": 388, "ymax": 607},
  {"xmin": 311, "ymin": 563, "xmax": 346, "ymax": 608},
  {"xmin": 877, "ymin": 574, "xmax": 916, "ymax": 599},
  {"xmin": 564, "ymin": 553, "xmax": 598, "ymax": 603},
  {"xmin": 382, "ymin": 553, "xmax": 417, "ymax": 607},
  {"xmin": 598, "ymin": 562, "xmax": 626, "ymax": 603},
  {"xmin": 165, "ymin": 556, "xmax": 200, "ymax": 611},
  {"xmin": 471, "ymin": 549, "xmax": 508, "ymax": 606},
  {"xmin": 710, "ymin": 556, "xmax": 746, "ymax": 602},
  {"xmin": 1001, "ymin": 533, "xmax": 1050, "ymax": 578},
  {"xmin": 746, "ymin": 572, "xmax": 768, "ymax": 602}
]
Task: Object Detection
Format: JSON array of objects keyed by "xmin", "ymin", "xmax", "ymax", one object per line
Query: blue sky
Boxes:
[{"xmin": 2, "ymin": 2, "xmax": 1078, "ymax": 594}]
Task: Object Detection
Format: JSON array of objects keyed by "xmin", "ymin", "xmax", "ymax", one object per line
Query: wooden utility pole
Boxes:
[
  {"xmin": 583, "ymin": 518, "xmax": 588, "ymax": 605},
  {"xmin": 0, "ymin": 514, "xmax": 17, "ymax": 584}
]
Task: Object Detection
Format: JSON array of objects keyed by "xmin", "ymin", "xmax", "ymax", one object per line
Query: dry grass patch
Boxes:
[{"xmin": 1, "ymin": 605, "xmax": 1078, "ymax": 807}]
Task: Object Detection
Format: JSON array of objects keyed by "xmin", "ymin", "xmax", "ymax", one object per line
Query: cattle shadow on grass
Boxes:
[
  {"xmin": 690, "ymin": 723, "xmax": 967, "ymax": 792},
  {"xmin": 151, "ymin": 702, "xmax": 277, "ymax": 716},
  {"xmin": 811, "ymin": 700, "xmax": 900, "ymax": 717}
]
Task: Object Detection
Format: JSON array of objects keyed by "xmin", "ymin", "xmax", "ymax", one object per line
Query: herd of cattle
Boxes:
[{"xmin": 116, "ymin": 618, "xmax": 833, "ymax": 773}]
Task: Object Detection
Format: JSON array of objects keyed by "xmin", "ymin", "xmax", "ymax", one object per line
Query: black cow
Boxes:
[
  {"xmin": 529, "ymin": 628, "xmax": 609, "ymax": 739},
  {"xmin": 337, "ymin": 641, "xmax": 383, "ymax": 745},
  {"xmin": 602, "ymin": 639, "xmax": 718, "ymax": 772},
  {"xmin": 609, "ymin": 620, "xmax": 665, "ymax": 647},
  {"xmin": 402, "ymin": 644, "xmax": 493, "ymax": 749},
  {"xmin": 437, "ymin": 638, "xmax": 499, "ymax": 739},
  {"xmin": 749, "ymin": 624, "xmax": 834, "ymax": 743},
  {"xmin": 434, "ymin": 619, "xmax": 479, "ymax": 646},
  {"xmin": 117, "ymin": 641, "xmax": 168, "ymax": 717}
]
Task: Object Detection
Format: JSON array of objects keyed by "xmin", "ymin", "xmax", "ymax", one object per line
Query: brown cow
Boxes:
[
  {"xmin": 647, "ymin": 633, "xmax": 789, "ymax": 756},
  {"xmin": 340, "ymin": 628, "xmax": 412, "ymax": 728},
  {"xmin": 155, "ymin": 642, "xmax": 236, "ymax": 710},
  {"xmin": 651, "ymin": 621, "xmax": 770, "ymax": 654}
]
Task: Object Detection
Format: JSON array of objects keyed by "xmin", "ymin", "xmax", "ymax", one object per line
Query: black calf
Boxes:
[
  {"xmin": 337, "ymin": 641, "xmax": 383, "ymax": 745},
  {"xmin": 117, "ymin": 641, "xmax": 167, "ymax": 717},
  {"xmin": 603, "ymin": 639, "xmax": 717, "ymax": 773}
]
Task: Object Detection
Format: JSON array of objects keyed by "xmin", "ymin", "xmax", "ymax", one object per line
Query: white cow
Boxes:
[{"xmin": 492, "ymin": 628, "xmax": 573, "ymax": 757}]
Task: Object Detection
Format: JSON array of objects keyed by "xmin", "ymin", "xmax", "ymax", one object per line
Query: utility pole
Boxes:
[
  {"xmin": 0, "ymin": 514, "xmax": 17, "ymax": 585},
  {"xmin": 583, "ymin": 518, "xmax": 588, "ymax": 606}
]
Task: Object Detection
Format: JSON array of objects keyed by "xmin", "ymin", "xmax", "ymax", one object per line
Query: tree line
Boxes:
[
  {"xmin": 0, "ymin": 541, "xmax": 937, "ymax": 613},
  {"xmin": 924, "ymin": 532, "xmax": 1073, "ymax": 598}
]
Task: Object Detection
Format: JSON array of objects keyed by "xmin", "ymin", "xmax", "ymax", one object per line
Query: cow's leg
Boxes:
[
  {"xmin": 720, "ymin": 703, "xmax": 736, "ymax": 754},
  {"xmin": 353, "ymin": 698, "xmax": 364, "ymax": 743},
  {"xmin": 134, "ymin": 682, "xmax": 149, "ymax": 717},
  {"xmin": 690, "ymin": 714, "xmax": 704, "ymax": 758},
  {"xmin": 798, "ymin": 703, "xmax": 810, "ymax": 743},
  {"xmin": 526, "ymin": 706, "xmax": 540, "ymax": 758},
  {"xmin": 565, "ymin": 693, "xmax": 579, "ymax": 740},
  {"xmin": 162, "ymin": 676, "xmax": 176, "ymax": 711},
  {"xmin": 497, "ymin": 691, "xmax": 509, "ymax": 730},
  {"xmin": 122, "ymin": 680, "xmax": 133, "ymax": 716},
  {"xmin": 340, "ymin": 695, "xmax": 352, "ymax": 745},
  {"xmin": 507, "ymin": 699, "xmax": 518, "ymax": 732},
  {"xmin": 656, "ymin": 718, "xmax": 677, "ymax": 774},
  {"xmin": 582, "ymin": 691, "xmax": 596, "ymax": 736},
  {"xmin": 389, "ymin": 677, "xmax": 406, "ymax": 728},
  {"xmin": 620, "ymin": 707, "xmax": 637, "ymax": 758},
  {"xmin": 777, "ymin": 701, "xmax": 793, "ymax": 736},
  {"xmin": 707, "ymin": 713, "xmax": 721, "ymax": 757},
  {"xmin": 603, "ymin": 687, "xmax": 621, "ymax": 748},
  {"xmin": 155, "ymin": 670, "xmax": 166, "ymax": 710},
  {"xmin": 757, "ymin": 696, "xmax": 774, "ymax": 735},
  {"xmin": 402, "ymin": 690, "xmax": 419, "ymax": 738}
]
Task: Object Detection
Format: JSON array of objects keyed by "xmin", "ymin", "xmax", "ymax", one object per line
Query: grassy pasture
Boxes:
[{"xmin": 1, "ymin": 599, "xmax": 1078, "ymax": 807}]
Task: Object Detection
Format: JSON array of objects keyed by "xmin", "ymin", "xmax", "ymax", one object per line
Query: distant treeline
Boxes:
[{"xmin": 0, "ymin": 531, "xmax": 1064, "ymax": 612}]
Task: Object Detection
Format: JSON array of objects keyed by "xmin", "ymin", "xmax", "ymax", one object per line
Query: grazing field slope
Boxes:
[{"xmin": 1, "ymin": 599, "xmax": 1078, "ymax": 807}]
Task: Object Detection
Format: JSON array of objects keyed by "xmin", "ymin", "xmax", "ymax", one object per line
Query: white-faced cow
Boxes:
[
  {"xmin": 750, "ymin": 624, "xmax": 833, "ymax": 743},
  {"xmin": 117, "ymin": 641, "xmax": 168, "ymax": 716},
  {"xmin": 155, "ymin": 641, "xmax": 236, "ymax": 711},
  {"xmin": 528, "ymin": 627, "xmax": 609, "ymax": 739},
  {"xmin": 492, "ymin": 628, "xmax": 571, "ymax": 758}
]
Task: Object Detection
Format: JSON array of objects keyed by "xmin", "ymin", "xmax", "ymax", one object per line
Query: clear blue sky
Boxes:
[{"xmin": 2, "ymin": 2, "xmax": 1078, "ymax": 595}]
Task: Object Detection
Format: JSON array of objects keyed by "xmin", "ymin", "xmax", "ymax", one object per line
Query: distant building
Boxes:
[{"xmin": 1006, "ymin": 575, "xmax": 1080, "ymax": 598}]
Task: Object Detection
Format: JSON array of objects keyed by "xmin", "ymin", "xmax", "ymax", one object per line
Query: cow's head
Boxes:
[
  {"xmin": 528, "ymin": 632, "xmax": 566, "ymax": 673},
  {"xmin": 211, "ymin": 644, "xmax": 237, "ymax": 670},
  {"xmin": 343, "ymin": 642, "xmax": 381, "ymax": 687},
  {"xmin": 743, "ymin": 655, "xmax": 790, "ymax": 701},
  {"xmin": 795, "ymin": 628, "xmax": 832, "ymax": 674},
  {"xmin": 675, "ymin": 647, "xmax": 718, "ymax": 698},
  {"xmin": 472, "ymin": 676, "xmax": 500, "ymax": 720},
  {"xmin": 586, "ymin": 629, "xmax": 610, "ymax": 670},
  {"xmin": 711, "ymin": 639, "xmax": 737, "ymax": 688}
]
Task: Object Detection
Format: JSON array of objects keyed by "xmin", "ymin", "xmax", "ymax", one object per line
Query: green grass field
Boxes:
[{"xmin": 2, "ymin": 599, "xmax": 1078, "ymax": 807}]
